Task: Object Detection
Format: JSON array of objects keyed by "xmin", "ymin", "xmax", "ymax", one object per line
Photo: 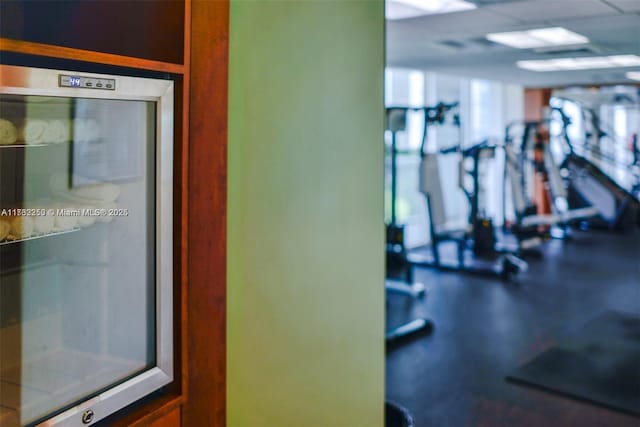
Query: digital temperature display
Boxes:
[{"xmin": 59, "ymin": 74, "xmax": 116, "ymax": 90}]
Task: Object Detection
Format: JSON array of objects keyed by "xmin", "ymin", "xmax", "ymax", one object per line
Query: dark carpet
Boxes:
[
  {"xmin": 386, "ymin": 229, "xmax": 640, "ymax": 427},
  {"xmin": 507, "ymin": 311, "xmax": 640, "ymax": 416}
]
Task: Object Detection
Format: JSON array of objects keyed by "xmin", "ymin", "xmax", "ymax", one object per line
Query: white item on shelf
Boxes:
[
  {"xmin": 33, "ymin": 212, "xmax": 55, "ymax": 234},
  {"xmin": 21, "ymin": 119, "xmax": 48, "ymax": 145},
  {"xmin": 0, "ymin": 119, "xmax": 18, "ymax": 145},
  {"xmin": 9, "ymin": 216, "xmax": 34, "ymax": 239},
  {"xmin": 73, "ymin": 118, "xmax": 101, "ymax": 142},
  {"xmin": 52, "ymin": 205, "xmax": 78, "ymax": 231},
  {"xmin": 0, "ymin": 219, "xmax": 10, "ymax": 240},
  {"xmin": 98, "ymin": 202, "xmax": 117, "ymax": 223},
  {"xmin": 76, "ymin": 205, "xmax": 97, "ymax": 227},
  {"xmin": 43, "ymin": 119, "xmax": 70, "ymax": 143},
  {"xmin": 50, "ymin": 173, "xmax": 121, "ymax": 203},
  {"xmin": 71, "ymin": 183, "xmax": 120, "ymax": 203}
]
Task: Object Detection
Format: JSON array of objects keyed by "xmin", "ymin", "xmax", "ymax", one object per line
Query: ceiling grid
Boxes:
[{"xmin": 387, "ymin": 0, "xmax": 640, "ymax": 87}]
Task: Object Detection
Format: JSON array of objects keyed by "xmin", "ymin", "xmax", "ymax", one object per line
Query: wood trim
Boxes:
[
  {"xmin": 0, "ymin": 38, "xmax": 185, "ymax": 74},
  {"xmin": 148, "ymin": 407, "xmax": 181, "ymax": 427},
  {"xmin": 1, "ymin": 0, "xmax": 230, "ymax": 424},
  {"xmin": 102, "ymin": 395, "xmax": 184, "ymax": 427},
  {"xmin": 183, "ymin": 0, "xmax": 229, "ymax": 425},
  {"xmin": 179, "ymin": 0, "xmax": 191, "ymax": 403},
  {"xmin": 524, "ymin": 88, "xmax": 552, "ymax": 122}
]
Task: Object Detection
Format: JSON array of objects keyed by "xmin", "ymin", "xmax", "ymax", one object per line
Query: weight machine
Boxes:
[{"xmin": 394, "ymin": 103, "xmax": 527, "ymax": 281}]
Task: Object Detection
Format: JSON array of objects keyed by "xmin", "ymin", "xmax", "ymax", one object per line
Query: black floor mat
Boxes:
[{"xmin": 507, "ymin": 311, "xmax": 640, "ymax": 416}]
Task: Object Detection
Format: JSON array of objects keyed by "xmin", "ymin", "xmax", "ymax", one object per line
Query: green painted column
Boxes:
[{"xmin": 227, "ymin": 1, "xmax": 385, "ymax": 426}]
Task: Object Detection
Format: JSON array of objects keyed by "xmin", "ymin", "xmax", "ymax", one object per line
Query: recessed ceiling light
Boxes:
[
  {"xmin": 487, "ymin": 27, "xmax": 589, "ymax": 49},
  {"xmin": 517, "ymin": 55, "xmax": 640, "ymax": 72},
  {"xmin": 627, "ymin": 71, "xmax": 640, "ymax": 81},
  {"xmin": 386, "ymin": 0, "xmax": 477, "ymax": 20}
]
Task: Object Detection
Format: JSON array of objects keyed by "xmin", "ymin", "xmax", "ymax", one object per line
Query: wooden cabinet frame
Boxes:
[{"xmin": 0, "ymin": 1, "xmax": 228, "ymax": 425}]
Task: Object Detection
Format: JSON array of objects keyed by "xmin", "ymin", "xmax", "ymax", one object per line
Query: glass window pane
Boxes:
[{"xmin": 0, "ymin": 94, "xmax": 156, "ymax": 425}]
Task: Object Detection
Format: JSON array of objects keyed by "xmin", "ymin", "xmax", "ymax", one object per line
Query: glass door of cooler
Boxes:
[{"xmin": 0, "ymin": 65, "xmax": 173, "ymax": 427}]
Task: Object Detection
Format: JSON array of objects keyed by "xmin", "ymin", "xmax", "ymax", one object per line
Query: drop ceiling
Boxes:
[{"xmin": 386, "ymin": 0, "xmax": 640, "ymax": 87}]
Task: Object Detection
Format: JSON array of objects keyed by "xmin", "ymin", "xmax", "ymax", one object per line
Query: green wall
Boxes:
[{"xmin": 227, "ymin": 1, "xmax": 385, "ymax": 426}]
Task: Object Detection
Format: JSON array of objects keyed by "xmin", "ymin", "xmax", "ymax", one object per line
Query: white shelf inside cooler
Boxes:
[
  {"xmin": 0, "ymin": 143, "xmax": 51, "ymax": 148},
  {"xmin": 0, "ymin": 228, "xmax": 81, "ymax": 246},
  {"xmin": 0, "ymin": 139, "xmax": 103, "ymax": 149},
  {"xmin": 0, "ymin": 348, "xmax": 145, "ymax": 425}
]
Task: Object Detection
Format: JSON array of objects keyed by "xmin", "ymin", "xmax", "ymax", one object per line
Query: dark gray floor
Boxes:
[{"xmin": 386, "ymin": 229, "xmax": 640, "ymax": 427}]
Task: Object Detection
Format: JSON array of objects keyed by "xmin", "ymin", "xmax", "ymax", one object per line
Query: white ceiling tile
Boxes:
[
  {"xmin": 487, "ymin": 0, "xmax": 619, "ymax": 22},
  {"xmin": 387, "ymin": 0, "xmax": 640, "ymax": 86},
  {"xmin": 390, "ymin": 8, "xmax": 520, "ymax": 34}
]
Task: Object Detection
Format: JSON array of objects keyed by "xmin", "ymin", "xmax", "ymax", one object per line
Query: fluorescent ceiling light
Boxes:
[
  {"xmin": 386, "ymin": 0, "xmax": 476, "ymax": 20},
  {"xmin": 627, "ymin": 71, "xmax": 640, "ymax": 81},
  {"xmin": 487, "ymin": 27, "xmax": 589, "ymax": 49},
  {"xmin": 517, "ymin": 55, "xmax": 640, "ymax": 72}
]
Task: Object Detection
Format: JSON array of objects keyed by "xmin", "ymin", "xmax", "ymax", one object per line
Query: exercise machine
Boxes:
[
  {"xmin": 553, "ymin": 108, "xmax": 640, "ymax": 230},
  {"xmin": 455, "ymin": 140, "xmax": 543, "ymax": 259},
  {"xmin": 384, "ymin": 107, "xmax": 431, "ymax": 344},
  {"xmin": 502, "ymin": 118, "xmax": 600, "ymax": 242},
  {"xmin": 551, "ymin": 106, "xmax": 640, "ymax": 229},
  {"xmin": 405, "ymin": 106, "xmax": 527, "ymax": 281},
  {"xmin": 385, "ymin": 107, "xmax": 427, "ymax": 289}
]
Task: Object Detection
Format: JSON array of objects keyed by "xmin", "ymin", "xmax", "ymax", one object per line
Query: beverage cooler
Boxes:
[{"xmin": 0, "ymin": 65, "xmax": 174, "ymax": 426}]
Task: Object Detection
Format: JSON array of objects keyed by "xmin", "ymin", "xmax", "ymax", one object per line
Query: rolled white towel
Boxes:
[
  {"xmin": 0, "ymin": 119, "xmax": 18, "ymax": 145},
  {"xmin": 53, "ymin": 206, "xmax": 78, "ymax": 231},
  {"xmin": 8, "ymin": 216, "xmax": 34, "ymax": 239},
  {"xmin": 33, "ymin": 211, "xmax": 55, "ymax": 234},
  {"xmin": 71, "ymin": 183, "xmax": 120, "ymax": 203},
  {"xmin": 73, "ymin": 118, "xmax": 100, "ymax": 142},
  {"xmin": 44, "ymin": 119, "xmax": 70, "ymax": 143},
  {"xmin": 50, "ymin": 173, "xmax": 121, "ymax": 203},
  {"xmin": 97, "ymin": 202, "xmax": 117, "ymax": 223},
  {"xmin": 76, "ymin": 205, "xmax": 97, "ymax": 227},
  {"xmin": 0, "ymin": 219, "xmax": 10, "ymax": 240},
  {"xmin": 21, "ymin": 119, "xmax": 48, "ymax": 144}
]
